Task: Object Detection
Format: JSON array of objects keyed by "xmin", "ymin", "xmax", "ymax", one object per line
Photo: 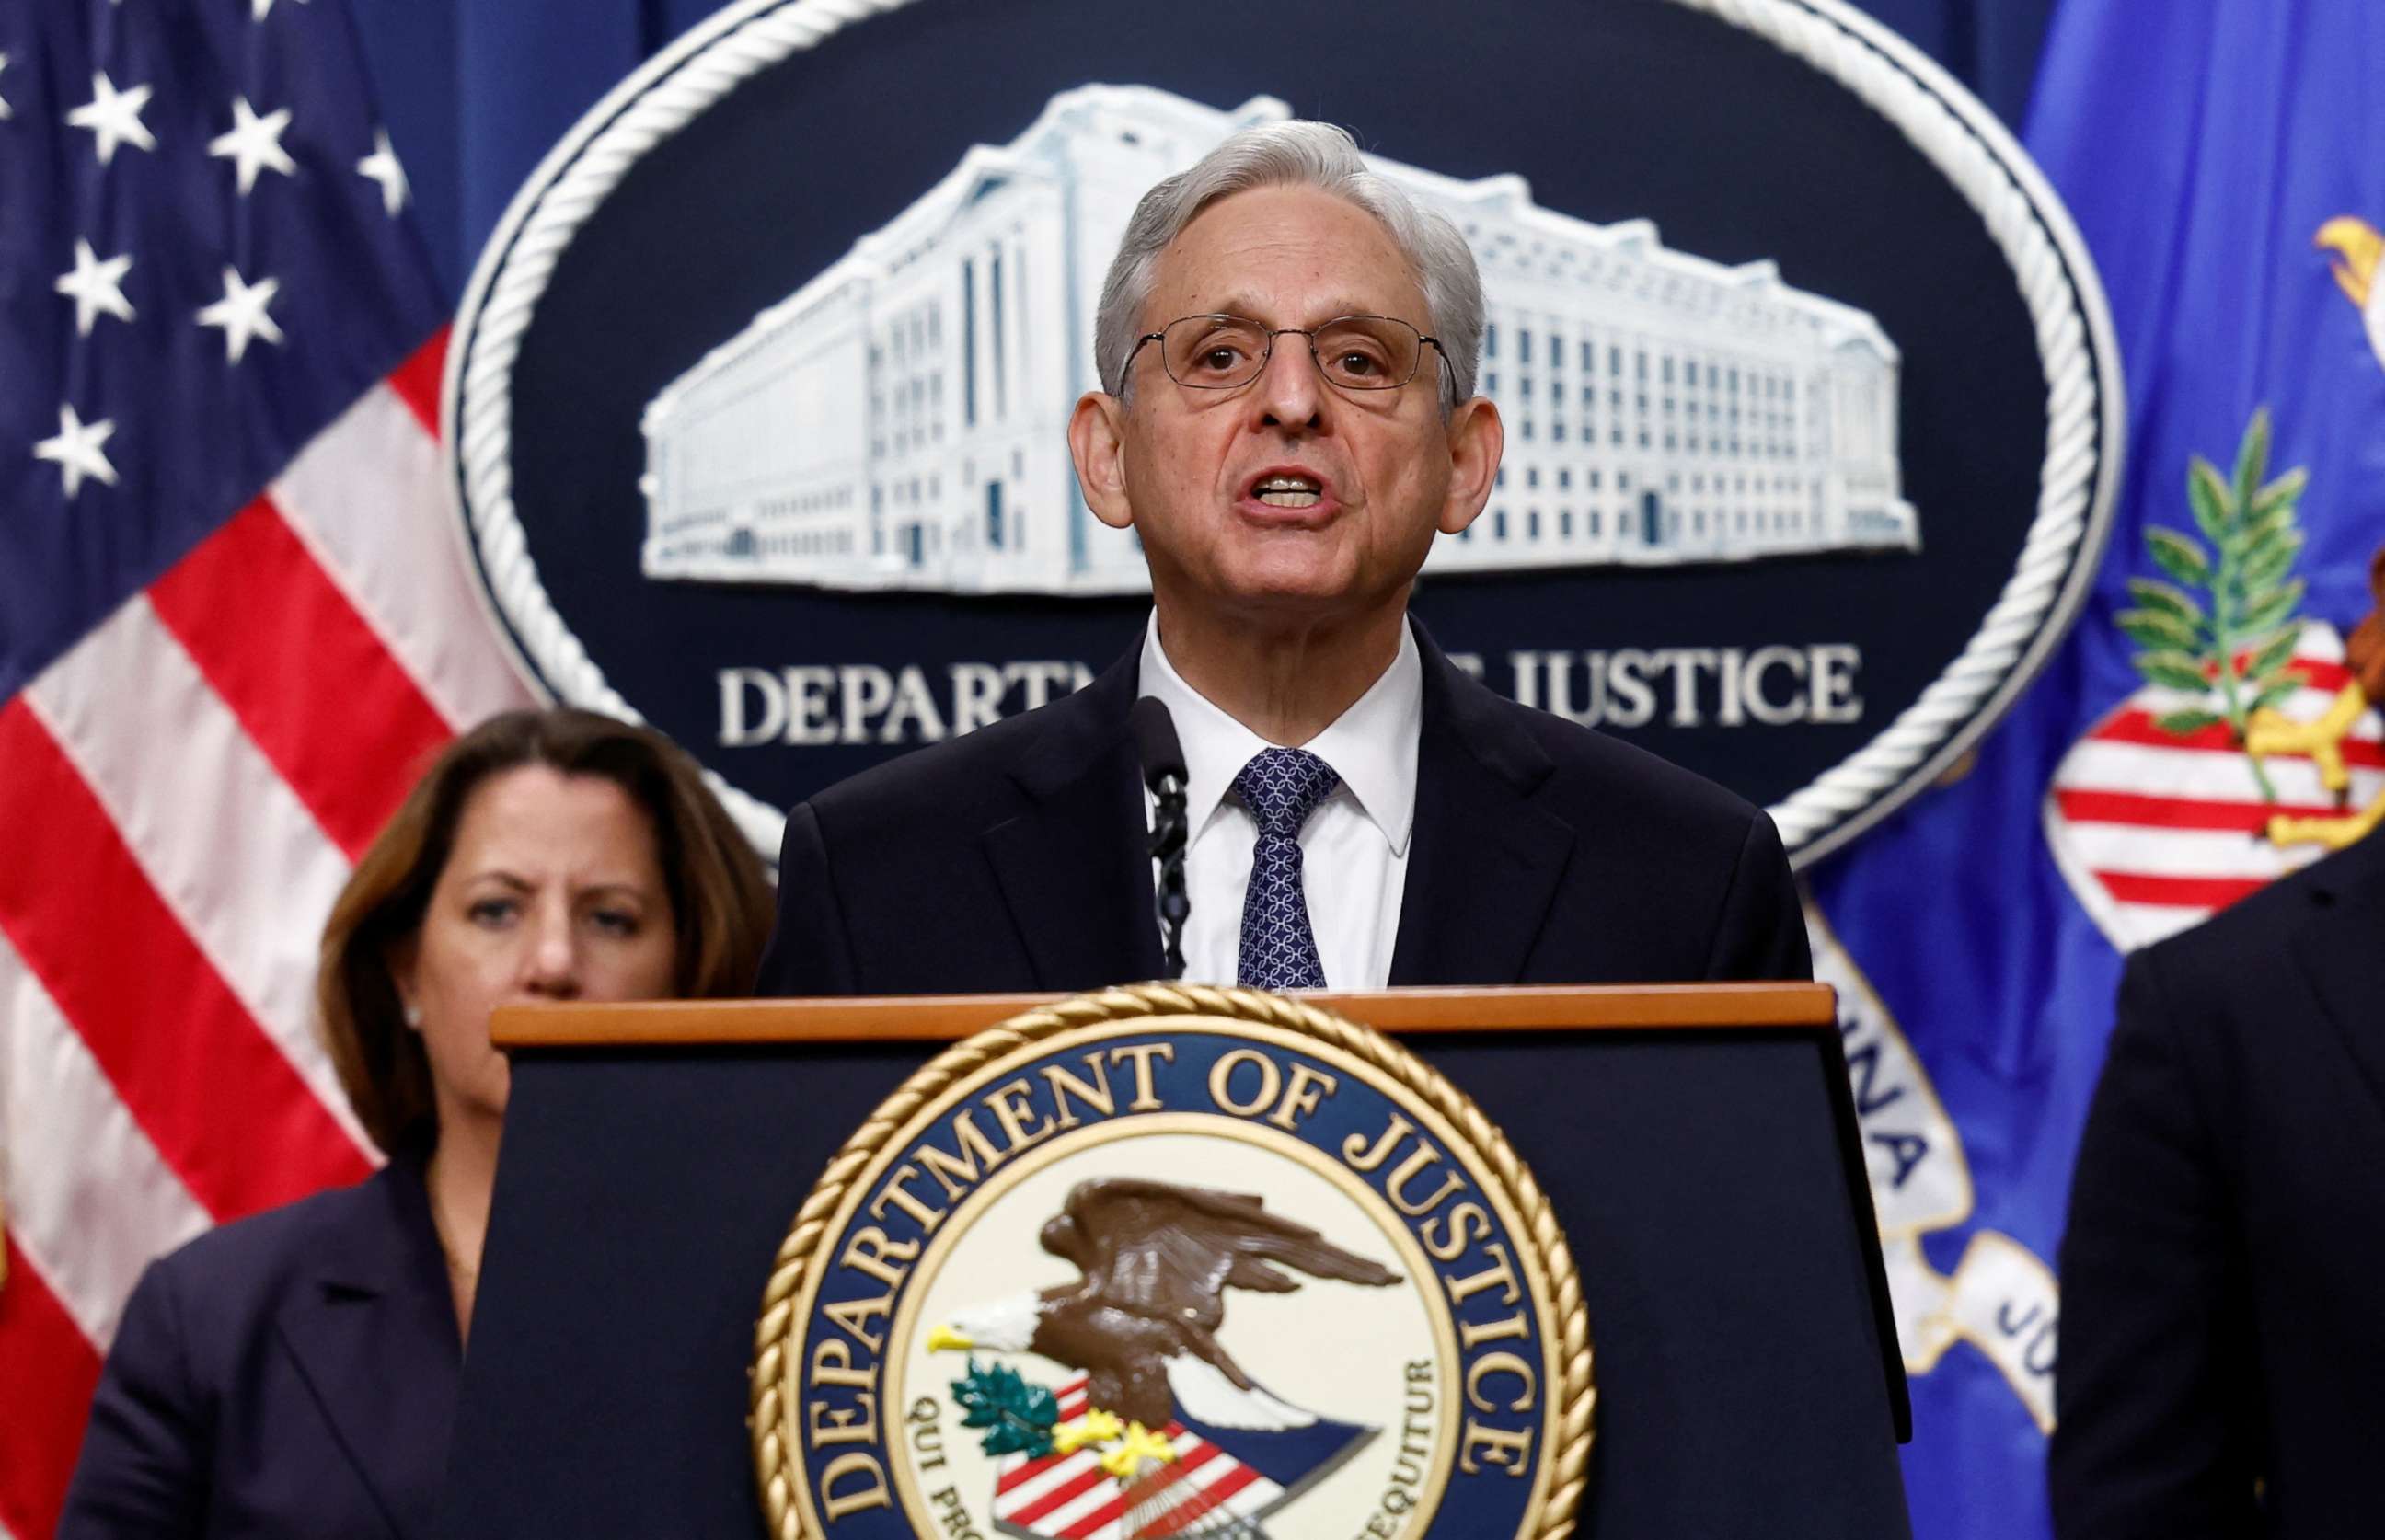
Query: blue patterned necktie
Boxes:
[{"xmin": 1233, "ymin": 747, "xmax": 1342, "ymax": 990}]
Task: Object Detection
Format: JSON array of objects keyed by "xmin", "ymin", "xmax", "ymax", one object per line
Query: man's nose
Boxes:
[{"xmin": 1251, "ymin": 332, "xmax": 1326, "ymax": 431}]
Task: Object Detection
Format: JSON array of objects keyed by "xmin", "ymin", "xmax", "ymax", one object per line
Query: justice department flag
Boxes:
[{"xmin": 1808, "ymin": 2, "xmax": 2385, "ymax": 1537}]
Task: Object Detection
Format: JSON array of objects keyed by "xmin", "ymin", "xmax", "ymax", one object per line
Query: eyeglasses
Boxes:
[{"xmin": 1124, "ymin": 314, "xmax": 1449, "ymax": 393}]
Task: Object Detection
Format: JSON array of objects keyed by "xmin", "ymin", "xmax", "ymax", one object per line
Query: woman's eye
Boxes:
[
  {"xmin": 467, "ymin": 898, "xmax": 518, "ymax": 926},
  {"xmin": 591, "ymin": 909, "xmax": 642, "ymax": 937}
]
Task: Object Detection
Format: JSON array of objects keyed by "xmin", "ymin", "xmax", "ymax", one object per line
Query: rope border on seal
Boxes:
[
  {"xmin": 746, "ymin": 983, "xmax": 1596, "ymax": 1540},
  {"xmin": 446, "ymin": 0, "xmax": 2122, "ymax": 869}
]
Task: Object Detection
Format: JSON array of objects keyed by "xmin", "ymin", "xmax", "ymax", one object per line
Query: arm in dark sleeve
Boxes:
[
  {"xmin": 1699, "ymin": 809, "xmax": 1813, "ymax": 982},
  {"xmin": 752, "ymin": 799, "xmax": 862, "ymax": 997},
  {"xmin": 58, "ymin": 1259, "xmax": 207, "ymax": 1539},
  {"xmin": 2049, "ymin": 947, "xmax": 2260, "ymax": 1539}
]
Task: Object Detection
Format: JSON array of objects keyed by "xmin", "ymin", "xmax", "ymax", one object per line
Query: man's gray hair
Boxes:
[{"xmin": 1092, "ymin": 120, "xmax": 1484, "ymax": 409}]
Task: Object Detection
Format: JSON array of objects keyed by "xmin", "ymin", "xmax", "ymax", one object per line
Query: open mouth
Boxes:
[{"xmin": 1250, "ymin": 474, "xmax": 1324, "ymax": 510}]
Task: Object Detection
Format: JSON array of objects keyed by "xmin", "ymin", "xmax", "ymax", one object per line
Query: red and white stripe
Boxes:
[
  {"xmin": 989, "ymin": 1376, "xmax": 1282, "ymax": 1540},
  {"xmin": 0, "ymin": 331, "xmax": 535, "ymax": 1538},
  {"xmin": 2045, "ymin": 632, "xmax": 2384, "ymax": 951}
]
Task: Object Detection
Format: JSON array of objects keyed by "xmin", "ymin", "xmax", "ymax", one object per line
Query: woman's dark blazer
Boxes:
[{"xmin": 59, "ymin": 1146, "xmax": 461, "ymax": 1539}]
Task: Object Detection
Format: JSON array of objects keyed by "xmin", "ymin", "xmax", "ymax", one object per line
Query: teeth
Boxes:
[{"xmin": 1256, "ymin": 489, "xmax": 1322, "ymax": 508}]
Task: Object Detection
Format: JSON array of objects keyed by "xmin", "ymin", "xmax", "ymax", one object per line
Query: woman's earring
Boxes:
[{"xmin": 403, "ymin": 1002, "xmax": 422, "ymax": 1029}]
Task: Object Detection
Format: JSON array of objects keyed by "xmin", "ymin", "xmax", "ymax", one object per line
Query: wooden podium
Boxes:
[{"xmin": 443, "ymin": 985, "xmax": 1910, "ymax": 1538}]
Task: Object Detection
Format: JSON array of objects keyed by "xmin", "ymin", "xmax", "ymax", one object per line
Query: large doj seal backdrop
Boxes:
[
  {"xmin": 446, "ymin": 0, "xmax": 2121, "ymax": 868},
  {"xmin": 749, "ymin": 989, "xmax": 1586, "ymax": 1540}
]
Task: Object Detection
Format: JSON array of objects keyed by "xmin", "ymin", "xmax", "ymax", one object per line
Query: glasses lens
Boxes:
[
  {"xmin": 1162, "ymin": 316, "xmax": 1270, "ymax": 388},
  {"xmin": 1314, "ymin": 316, "xmax": 1421, "ymax": 390}
]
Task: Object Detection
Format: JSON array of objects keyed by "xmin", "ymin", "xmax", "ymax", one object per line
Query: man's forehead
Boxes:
[{"xmin": 1148, "ymin": 187, "xmax": 1425, "ymax": 319}]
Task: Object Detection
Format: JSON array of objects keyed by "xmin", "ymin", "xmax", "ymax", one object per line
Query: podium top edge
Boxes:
[{"xmin": 490, "ymin": 982, "xmax": 1838, "ymax": 1048}]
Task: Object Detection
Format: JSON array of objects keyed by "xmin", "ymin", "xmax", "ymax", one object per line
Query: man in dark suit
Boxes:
[
  {"xmin": 2051, "ymin": 821, "xmax": 2385, "ymax": 1538},
  {"xmin": 757, "ymin": 118, "xmax": 1807, "ymax": 997}
]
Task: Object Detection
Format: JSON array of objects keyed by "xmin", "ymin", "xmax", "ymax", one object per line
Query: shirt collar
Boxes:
[{"xmin": 1135, "ymin": 611, "xmax": 1422, "ymax": 856}]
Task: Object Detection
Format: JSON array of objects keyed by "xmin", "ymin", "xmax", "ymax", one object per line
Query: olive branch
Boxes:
[
  {"xmin": 2119, "ymin": 408, "xmax": 2310, "ymax": 802},
  {"xmin": 951, "ymin": 1358, "xmax": 1060, "ymax": 1458}
]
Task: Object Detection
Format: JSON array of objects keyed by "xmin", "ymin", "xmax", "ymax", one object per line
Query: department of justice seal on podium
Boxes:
[{"xmin": 751, "ymin": 987, "xmax": 1590, "ymax": 1540}]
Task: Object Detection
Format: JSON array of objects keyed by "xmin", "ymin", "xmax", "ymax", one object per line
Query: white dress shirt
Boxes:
[{"xmin": 1137, "ymin": 612, "xmax": 1421, "ymax": 990}]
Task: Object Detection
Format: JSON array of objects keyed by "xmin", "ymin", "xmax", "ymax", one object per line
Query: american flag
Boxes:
[{"xmin": 0, "ymin": 4, "xmax": 531, "ymax": 1532}]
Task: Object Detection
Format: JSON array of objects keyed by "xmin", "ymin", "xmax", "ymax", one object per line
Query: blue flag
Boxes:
[{"xmin": 1809, "ymin": 2, "xmax": 2385, "ymax": 1536}]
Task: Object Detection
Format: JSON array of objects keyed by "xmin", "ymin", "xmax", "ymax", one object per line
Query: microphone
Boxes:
[{"xmin": 1129, "ymin": 697, "xmax": 1191, "ymax": 980}]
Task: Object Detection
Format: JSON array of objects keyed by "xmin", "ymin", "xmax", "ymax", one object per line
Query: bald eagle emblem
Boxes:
[{"xmin": 929, "ymin": 1178, "xmax": 1400, "ymax": 1535}]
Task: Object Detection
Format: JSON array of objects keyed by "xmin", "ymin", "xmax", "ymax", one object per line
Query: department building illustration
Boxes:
[{"xmin": 639, "ymin": 86, "xmax": 1918, "ymax": 595}]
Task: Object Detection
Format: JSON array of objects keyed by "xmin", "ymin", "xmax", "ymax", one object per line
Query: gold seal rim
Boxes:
[{"xmin": 748, "ymin": 982, "xmax": 1596, "ymax": 1540}]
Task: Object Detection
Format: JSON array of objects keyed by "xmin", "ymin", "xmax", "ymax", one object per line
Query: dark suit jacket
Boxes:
[
  {"xmin": 2051, "ymin": 829, "xmax": 2385, "ymax": 1539},
  {"xmin": 60, "ymin": 1146, "xmax": 461, "ymax": 1540},
  {"xmin": 757, "ymin": 624, "xmax": 1809, "ymax": 994}
]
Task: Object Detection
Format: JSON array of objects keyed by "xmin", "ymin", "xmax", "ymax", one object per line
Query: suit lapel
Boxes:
[
  {"xmin": 982, "ymin": 652, "xmax": 1168, "ymax": 990},
  {"xmin": 275, "ymin": 1155, "xmax": 460, "ymax": 1540},
  {"xmin": 2288, "ymin": 834, "xmax": 2385, "ymax": 1121},
  {"xmin": 1390, "ymin": 629, "xmax": 1576, "ymax": 985}
]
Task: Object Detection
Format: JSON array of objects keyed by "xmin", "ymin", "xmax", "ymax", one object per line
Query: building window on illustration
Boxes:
[
  {"xmin": 1635, "ymin": 351, "xmax": 1647, "ymax": 380},
  {"xmin": 906, "ymin": 524, "xmax": 924, "ymax": 566},
  {"xmin": 1521, "ymin": 375, "xmax": 1532, "ymax": 401},
  {"xmin": 1486, "ymin": 324, "xmax": 1499, "ymax": 359},
  {"xmin": 987, "ymin": 482, "xmax": 1005, "ymax": 549},
  {"xmin": 1496, "ymin": 467, "xmax": 1507, "ymax": 488},
  {"xmin": 1522, "ymin": 419, "xmax": 1534, "ymax": 441},
  {"xmin": 1527, "ymin": 467, "xmax": 1539, "ymax": 488},
  {"xmin": 1580, "ymin": 340, "xmax": 1594, "ymax": 373},
  {"xmin": 1638, "ymin": 431, "xmax": 1650, "ymax": 447},
  {"xmin": 991, "ymin": 250, "xmax": 1008, "ymax": 420},
  {"xmin": 1487, "ymin": 372, "xmax": 1499, "ymax": 396},
  {"xmin": 1590, "ymin": 510, "xmax": 1602, "ymax": 536},
  {"xmin": 1552, "ymin": 422, "xmax": 1566, "ymax": 442},
  {"xmin": 1608, "ymin": 345, "xmax": 1621, "ymax": 375},
  {"xmin": 872, "ymin": 485, "xmax": 884, "ymax": 511},
  {"xmin": 962, "ymin": 258, "xmax": 977, "ymax": 427},
  {"xmin": 1559, "ymin": 511, "xmax": 1573, "ymax": 538},
  {"xmin": 1494, "ymin": 511, "xmax": 1508, "ymax": 539},
  {"xmin": 1527, "ymin": 511, "xmax": 1540, "ymax": 540},
  {"xmin": 1519, "ymin": 329, "xmax": 1532, "ymax": 365}
]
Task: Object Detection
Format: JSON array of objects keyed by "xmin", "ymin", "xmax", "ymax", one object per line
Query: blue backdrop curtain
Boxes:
[{"xmin": 348, "ymin": 0, "xmax": 2058, "ymax": 309}]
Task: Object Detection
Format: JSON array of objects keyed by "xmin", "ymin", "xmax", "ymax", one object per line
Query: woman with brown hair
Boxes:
[{"xmin": 61, "ymin": 708, "xmax": 774, "ymax": 1539}]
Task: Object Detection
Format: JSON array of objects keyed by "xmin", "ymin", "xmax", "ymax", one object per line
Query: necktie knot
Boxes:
[{"xmin": 1233, "ymin": 748, "xmax": 1342, "ymax": 838}]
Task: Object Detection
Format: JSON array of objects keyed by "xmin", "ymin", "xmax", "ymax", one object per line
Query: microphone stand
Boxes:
[{"xmin": 1148, "ymin": 769, "xmax": 1190, "ymax": 980}]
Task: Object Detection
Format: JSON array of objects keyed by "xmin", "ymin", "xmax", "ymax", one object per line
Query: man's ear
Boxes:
[
  {"xmin": 1437, "ymin": 396, "xmax": 1504, "ymax": 536},
  {"xmin": 1068, "ymin": 391, "xmax": 1136, "ymax": 532}
]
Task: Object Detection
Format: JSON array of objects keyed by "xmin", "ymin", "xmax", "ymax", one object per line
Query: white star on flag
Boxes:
[
  {"xmin": 196, "ymin": 266, "xmax": 284, "ymax": 362},
  {"xmin": 33, "ymin": 404, "xmax": 120, "ymax": 499},
  {"xmin": 0, "ymin": 53, "xmax": 15, "ymax": 121},
  {"xmin": 54, "ymin": 239, "xmax": 136, "ymax": 336},
  {"xmin": 251, "ymin": 0, "xmax": 312, "ymax": 19},
  {"xmin": 208, "ymin": 97, "xmax": 297, "ymax": 196},
  {"xmin": 357, "ymin": 128, "xmax": 409, "ymax": 216},
  {"xmin": 65, "ymin": 72, "xmax": 156, "ymax": 167}
]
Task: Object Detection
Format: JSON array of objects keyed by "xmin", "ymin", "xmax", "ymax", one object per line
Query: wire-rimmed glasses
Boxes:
[{"xmin": 1124, "ymin": 314, "xmax": 1448, "ymax": 393}]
